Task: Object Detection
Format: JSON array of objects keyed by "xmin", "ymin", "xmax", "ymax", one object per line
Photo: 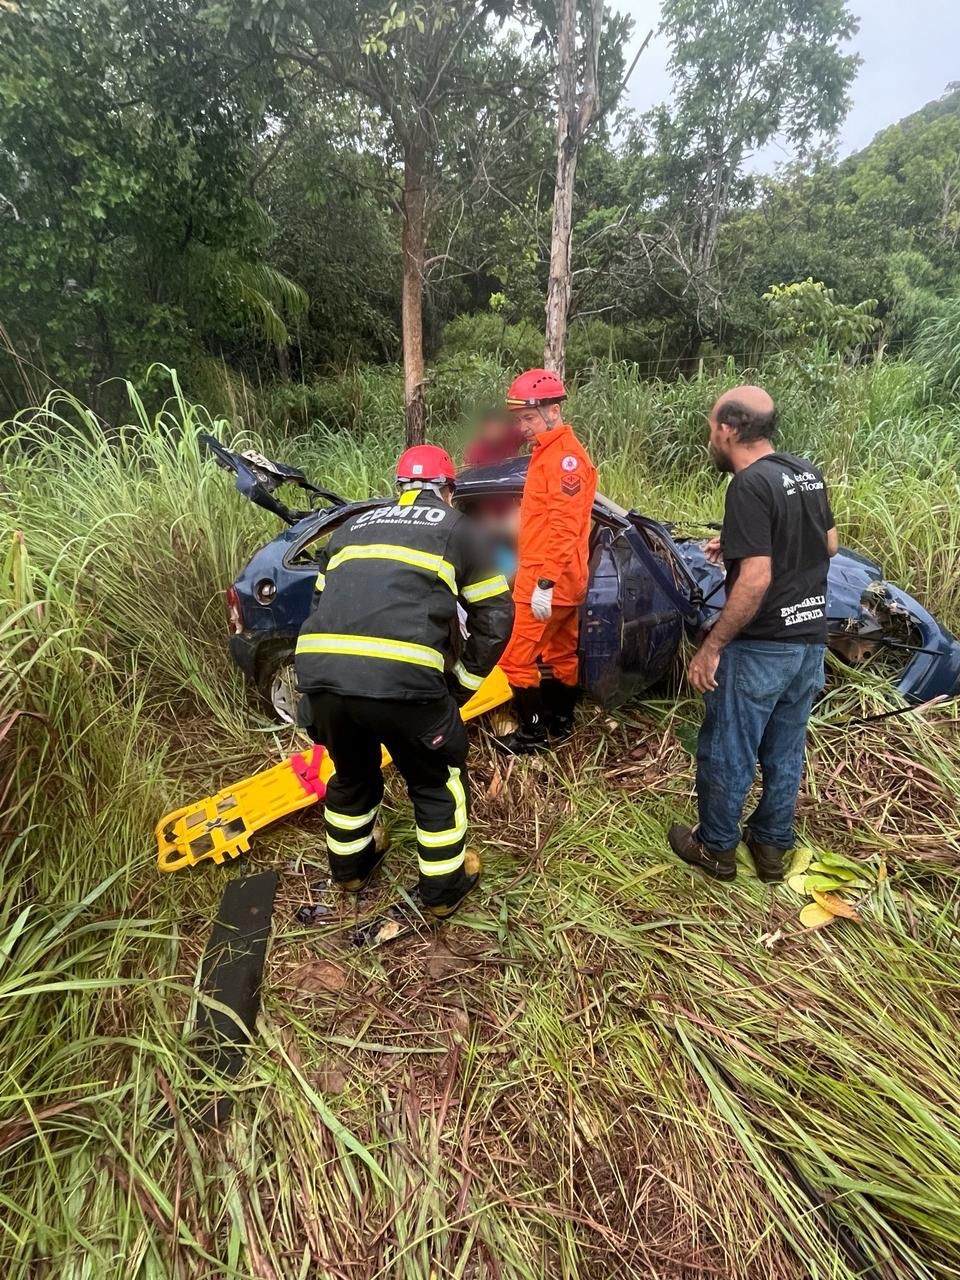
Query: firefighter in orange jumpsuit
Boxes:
[{"xmin": 494, "ymin": 369, "xmax": 597, "ymax": 754}]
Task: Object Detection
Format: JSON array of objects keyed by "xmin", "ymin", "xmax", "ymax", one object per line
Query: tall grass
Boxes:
[{"xmin": 3, "ymin": 359, "xmax": 960, "ymax": 1277}]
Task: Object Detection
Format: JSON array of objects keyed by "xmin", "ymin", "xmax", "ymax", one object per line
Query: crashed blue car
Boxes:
[{"xmin": 203, "ymin": 436, "xmax": 960, "ymax": 721}]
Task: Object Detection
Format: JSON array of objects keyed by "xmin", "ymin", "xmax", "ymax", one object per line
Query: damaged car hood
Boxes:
[{"xmin": 676, "ymin": 540, "xmax": 960, "ymax": 704}]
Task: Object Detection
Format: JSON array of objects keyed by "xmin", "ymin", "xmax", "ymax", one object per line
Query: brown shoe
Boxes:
[
  {"xmin": 668, "ymin": 824, "xmax": 737, "ymax": 882},
  {"xmin": 743, "ymin": 831, "xmax": 787, "ymax": 883}
]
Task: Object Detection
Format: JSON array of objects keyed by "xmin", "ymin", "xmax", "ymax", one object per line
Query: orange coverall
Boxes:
[{"xmin": 499, "ymin": 422, "xmax": 597, "ymax": 689}]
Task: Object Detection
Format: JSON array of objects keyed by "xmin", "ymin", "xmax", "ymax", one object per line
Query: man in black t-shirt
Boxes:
[{"xmin": 668, "ymin": 386, "xmax": 838, "ymax": 883}]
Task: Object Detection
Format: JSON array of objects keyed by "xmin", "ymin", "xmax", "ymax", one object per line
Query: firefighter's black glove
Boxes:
[{"xmin": 446, "ymin": 674, "xmax": 473, "ymax": 708}]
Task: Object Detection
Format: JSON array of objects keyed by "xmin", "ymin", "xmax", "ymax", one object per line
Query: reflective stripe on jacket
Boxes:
[
  {"xmin": 295, "ymin": 490, "xmax": 514, "ymax": 701},
  {"xmin": 514, "ymin": 423, "xmax": 597, "ymax": 606}
]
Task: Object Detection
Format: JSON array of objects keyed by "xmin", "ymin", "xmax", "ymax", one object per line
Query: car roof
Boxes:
[
  {"xmin": 455, "ymin": 456, "xmax": 530, "ymax": 491},
  {"xmin": 456, "ymin": 454, "xmax": 628, "ymax": 521},
  {"xmin": 285, "ymin": 454, "xmax": 626, "ymax": 563}
]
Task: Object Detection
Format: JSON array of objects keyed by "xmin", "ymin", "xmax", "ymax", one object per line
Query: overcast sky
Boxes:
[{"xmin": 618, "ymin": 0, "xmax": 960, "ymax": 169}]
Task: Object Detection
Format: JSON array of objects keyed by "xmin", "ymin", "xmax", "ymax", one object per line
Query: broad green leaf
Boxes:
[
  {"xmin": 804, "ymin": 873, "xmax": 857, "ymax": 895},
  {"xmin": 809, "ymin": 861, "xmax": 859, "ymax": 881},
  {"xmin": 817, "ymin": 849, "xmax": 869, "ymax": 875},
  {"xmin": 788, "ymin": 848, "xmax": 814, "ymax": 876}
]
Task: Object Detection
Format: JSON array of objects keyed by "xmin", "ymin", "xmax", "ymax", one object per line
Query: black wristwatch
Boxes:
[{"xmin": 537, "ymin": 578, "xmax": 555, "ymax": 590}]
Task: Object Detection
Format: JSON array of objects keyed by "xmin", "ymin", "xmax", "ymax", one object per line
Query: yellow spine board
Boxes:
[{"xmin": 155, "ymin": 666, "xmax": 511, "ymax": 873}]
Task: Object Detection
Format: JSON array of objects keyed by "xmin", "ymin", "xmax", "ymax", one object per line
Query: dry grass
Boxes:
[{"xmin": 3, "ymin": 374, "xmax": 960, "ymax": 1277}]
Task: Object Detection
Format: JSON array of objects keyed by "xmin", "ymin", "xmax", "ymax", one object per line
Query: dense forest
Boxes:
[{"xmin": 3, "ymin": 0, "xmax": 959, "ymax": 426}]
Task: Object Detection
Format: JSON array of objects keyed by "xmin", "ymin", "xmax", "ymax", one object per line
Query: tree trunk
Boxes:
[
  {"xmin": 543, "ymin": 0, "xmax": 578, "ymax": 378},
  {"xmin": 401, "ymin": 137, "xmax": 427, "ymax": 446},
  {"xmin": 544, "ymin": 0, "xmax": 604, "ymax": 377},
  {"xmin": 544, "ymin": 136, "xmax": 578, "ymax": 378}
]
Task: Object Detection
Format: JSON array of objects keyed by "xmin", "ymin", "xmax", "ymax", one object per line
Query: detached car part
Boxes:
[{"xmin": 190, "ymin": 871, "xmax": 277, "ymax": 1127}]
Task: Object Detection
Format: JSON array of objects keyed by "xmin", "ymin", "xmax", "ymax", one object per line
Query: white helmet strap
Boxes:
[{"xmin": 398, "ymin": 479, "xmax": 446, "ymax": 495}]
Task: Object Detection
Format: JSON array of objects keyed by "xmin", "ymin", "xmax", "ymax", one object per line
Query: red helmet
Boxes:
[
  {"xmin": 505, "ymin": 368, "xmax": 567, "ymax": 409},
  {"xmin": 395, "ymin": 444, "xmax": 456, "ymax": 487}
]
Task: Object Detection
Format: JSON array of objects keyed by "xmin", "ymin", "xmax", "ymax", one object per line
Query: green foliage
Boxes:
[
  {"xmin": 846, "ymin": 95, "xmax": 960, "ymax": 258},
  {"xmin": 720, "ymin": 88, "xmax": 960, "ymax": 353},
  {"xmin": 2, "ymin": 0, "xmax": 959, "ymax": 419},
  {"xmin": 763, "ymin": 280, "xmax": 880, "ymax": 355},
  {"xmin": 0, "ymin": 0, "xmax": 299, "ymax": 409},
  {"xmin": 483, "ymin": 195, "xmax": 549, "ymax": 326},
  {"xmin": 185, "ymin": 248, "xmax": 308, "ymax": 350},
  {"xmin": 639, "ymin": 0, "xmax": 859, "ymax": 308},
  {"xmin": 207, "ymin": 0, "xmax": 550, "ymax": 438},
  {"xmin": 361, "ymin": 0, "xmax": 429, "ymax": 53},
  {"xmin": 439, "ymin": 311, "xmax": 662, "ymax": 380},
  {"xmin": 257, "ymin": 110, "xmax": 401, "ymax": 368},
  {"xmin": 440, "ymin": 313, "xmax": 545, "ymax": 372},
  {"xmin": 914, "ymin": 297, "xmax": 960, "ymax": 401},
  {"xmin": 660, "ymin": 0, "xmax": 859, "ymax": 149},
  {"xmin": 263, "ymin": 365, "xmax": 406, "ymax": 436}
]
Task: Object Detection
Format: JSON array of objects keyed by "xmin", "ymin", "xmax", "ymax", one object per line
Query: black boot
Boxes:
[
  {"xmin": 668, "ymin": 824, "xmax": 738, "ymax": 882},
  {"xmin": 492, "ymin": 686, "xmax": 550, "ymax": 756},
  {"xmin": 424, "ymin": 849, "xmax": 482, "ymax": 921},
  {"xmin": 541, "ymin": 678, "xmax": 579, "ymax": 741},
  {"xmin": 336, "ymin": 824, "xmax": 391, "ymax": 892},
  {"xmin": 743, "ymin": 830, "xmax": 788, "ymax": 883}
]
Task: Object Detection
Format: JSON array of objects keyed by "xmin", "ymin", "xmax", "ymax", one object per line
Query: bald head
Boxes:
[
  {"xmin": 715, "ymin": 385, "xmax": 774, "ymax": 418},
  {"xmin": 712, "ymin": 386, "xmax": 777, "ymax": 443},
  {"xmin": 707, "ymin": 385, "xmax": 778, "ymax": 473}
]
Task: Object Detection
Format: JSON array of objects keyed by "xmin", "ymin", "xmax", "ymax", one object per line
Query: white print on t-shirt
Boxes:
[
  {"xmin": 781, "ymin": 468, "xmax": 824, "ymax": 497},
  {"xmin": 780, "ymin": 594, "xmax": 826, "ymax": 626},
  {"xmin": 561, "ymin": 455, "xmax": 579, "ymax": 471}
]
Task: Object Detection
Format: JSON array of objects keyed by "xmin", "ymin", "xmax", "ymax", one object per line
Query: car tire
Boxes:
[{"xmin": 255, "ymin": 644, "xmax": 302, "ymax": 725}]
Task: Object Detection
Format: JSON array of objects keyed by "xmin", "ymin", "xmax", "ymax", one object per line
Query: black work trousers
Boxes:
[{"xmin": 302, "ymin": 691, "xmax": 472, "ymax": 908}]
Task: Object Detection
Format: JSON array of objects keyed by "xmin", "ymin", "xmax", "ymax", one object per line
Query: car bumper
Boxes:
[
  {"xmin": 229, "ymin": 632, "xmax": 262, "ymax": 682},
  {"xmin": 886, "ymin": 586, "xmax": 960, "ymax": 702}
]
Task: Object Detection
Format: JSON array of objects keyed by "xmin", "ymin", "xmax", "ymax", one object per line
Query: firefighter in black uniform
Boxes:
[{"xmin": 295, "ymin": 445, "xmax": 514, "ymax": 919}]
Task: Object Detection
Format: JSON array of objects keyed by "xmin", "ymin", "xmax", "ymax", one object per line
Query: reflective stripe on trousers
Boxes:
[
  {"xmin": 416, "ymin": 766, "xmax": 468, "ymax": 880},
  {"xmin": 325, "ymin": 801, "xmax": 380, "ymax": 866}
]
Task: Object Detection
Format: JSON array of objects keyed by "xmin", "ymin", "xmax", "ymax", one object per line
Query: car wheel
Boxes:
[{"xmin": 256, "ymin": 646, "xmax": 302, "ymax": 725}]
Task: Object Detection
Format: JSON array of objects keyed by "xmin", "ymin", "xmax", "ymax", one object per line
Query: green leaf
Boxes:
[
  {"xmin": 676, "ymin": 724, "xmax": 699, "ymax": 756},
  {"xmin": 788, "ymin": 847, "xmax": 814, "ymax": 876},
  {"xmin": 809, "ymin": 861, "xmax": 859, "ymax": 881},
  {"xmin": 817, "ymin": 850, "xmax": 870, "ymax": 876},
  {"xmin": 804, "ymin": 874, "xmax": 858, "ymax": 895}
]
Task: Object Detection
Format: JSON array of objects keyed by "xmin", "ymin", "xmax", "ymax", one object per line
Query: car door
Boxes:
[{"xmin": 579, "ymin": 521, "xmax": 689, "ymax": 708}]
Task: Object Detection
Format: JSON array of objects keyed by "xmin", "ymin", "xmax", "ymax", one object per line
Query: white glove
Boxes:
[{"xmin": 531, "ymin": 583, "xmax": 553, "ymax": 622}]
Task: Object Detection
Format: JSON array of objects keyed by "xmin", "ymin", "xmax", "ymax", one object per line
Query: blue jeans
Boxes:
[{"xmin": 696, "ymin": 640, "xmax": 825, "ymax": 852}]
